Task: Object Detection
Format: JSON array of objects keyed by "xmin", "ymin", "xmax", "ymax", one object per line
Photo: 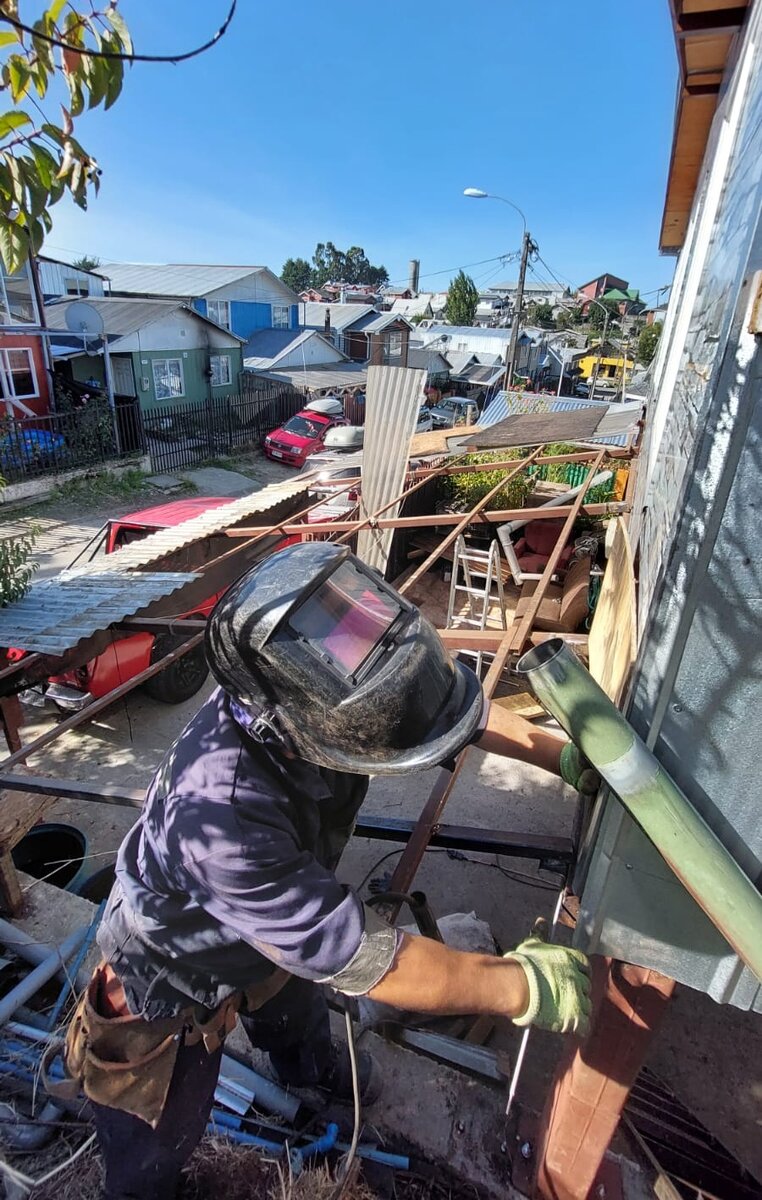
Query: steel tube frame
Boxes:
[
  {"xmin": 227, "ymin": 501, "xmax": 627, "ymax": 539},
  {"xmin": 399, "ymin": 446, "xmax": 544, "ymax": 596}
]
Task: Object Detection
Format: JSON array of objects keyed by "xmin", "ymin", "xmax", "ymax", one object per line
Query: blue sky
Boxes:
[{"xmin": 45, "ymin": 0, "xmax": 678, "ymax": 299}]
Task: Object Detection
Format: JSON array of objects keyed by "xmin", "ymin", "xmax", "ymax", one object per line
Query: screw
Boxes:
[
  {"xmin": 596, "ymin": 1186, "xmax": 606, "ymax": 1198},
  {"xmin": 672, "ymin": 703, "xmax": 683, "ymax": 713},
  {"xmin": 456, "ymin": 1121, "xmax": 465, "ymax": 1134},
  {"xmin": 520, "ymin": 1140, "xmax": 533, "ymax": 1161}
]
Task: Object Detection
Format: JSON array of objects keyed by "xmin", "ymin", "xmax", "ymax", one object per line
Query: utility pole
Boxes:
[{"xmin": 504, "ymin": 230, "xmax": 536, "ymax": 390}]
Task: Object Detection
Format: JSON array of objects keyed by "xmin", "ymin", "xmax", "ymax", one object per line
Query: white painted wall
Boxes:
[
  {"xmin": 38, "ymin": 260, "xmax": 105, "ymax": 299},
  {"xmin": 206, "ymin": 269, "xmax": 297, "ymax": 306},
  {"xmin": 275, "ymin": 334, "xmax": 344, "ymax": 368},
  {"xmin": 115, "ymin": 309, "xmax": 241, "ymax": 352}
]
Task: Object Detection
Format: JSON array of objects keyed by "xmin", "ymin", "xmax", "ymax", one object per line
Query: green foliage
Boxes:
[
  {"xmin": 280, "ymin": 256, "xmax": 313, "ymax": 293},
  {"xmin": 0, "ymin": 3, "xmax": 132, "ymax": 271},
  {"xmin": 52, "ymin": 466, "xmax": 154, "ymax": 503},
  {"xmin": 445, "ymin": 270, "xmax": 479, "ymax": 327},
  {"xmin": 587, "ymin": 299, "xmax": 620, "ymax": 331},
  {"xmin": 440, "ymin": 451, "xmax": 531, "ymax": 513},
  {"xmin": 526, "ymin": 300, "xmax": 555, "ymax": 327},
  {"xmin": 0, "ymin": 471, "xmax": 37, "ymax": 604},
  {"xmin": 555, "ymin": 306, "xmax": 583, "ymax": 329},
  {"xmin": 282, "ymin": 243, "xmax": 389, "ymax": 290},
  {"xmin": 71, "ymin": 252, "xmax": 100, "ymax": 270},
  {"xmin": 637, "ymin": 320, "xmax": 662, "ymax": 366}
]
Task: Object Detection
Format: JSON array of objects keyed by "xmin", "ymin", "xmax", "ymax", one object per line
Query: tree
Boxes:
[
  {"xmin": 280, "ymin": 256, "xmax": 313, "ymax": 293},
  {"xmin": 0, "ymin": 2, "xmax": 136, "ymax": 272},
  {"xmin": 445, "ymin": 270, "xmax": 478, "ymax": 326},
  {"xmin": 71, "ymin": 252, "xmax": 100, "ymax": 271},
  {"xmin": 310, "ymin": 241, "xmax": 388, "ymax": 288},
  {"xmin": 587, "ymin": 298, "xmax": 620, "ymax": 331},
  {"xmin": 637, "ymin": 320, "xmax": 663, "ymax": 366},
  {"xmin": 526, "ymin": 300, "xmax": 555, "ymax": 327}
]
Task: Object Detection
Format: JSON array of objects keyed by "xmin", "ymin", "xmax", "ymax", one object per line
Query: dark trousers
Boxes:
[{"xmin": 93, "ymin": 977, "xmax": 331, "ymax": 1200}]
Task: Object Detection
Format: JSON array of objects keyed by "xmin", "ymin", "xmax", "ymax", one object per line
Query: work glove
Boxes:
[
  {"xmin": 559, "ymin": 742, "xmax": 600, "ymax": 796},
  {"xmin": 504, "ymin": 931, "xmax": 592, "ymax": 1036}
]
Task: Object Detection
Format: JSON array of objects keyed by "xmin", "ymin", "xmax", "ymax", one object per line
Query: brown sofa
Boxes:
[{"xmin": 513, "ymin": 556, "xmax": 592, "ymax": 633}]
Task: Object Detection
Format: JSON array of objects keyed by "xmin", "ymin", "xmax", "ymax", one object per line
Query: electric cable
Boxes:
[
  {"xmin": 329, "ymin": 1004, "xmax": 361, "ymax": 1200},
  {"xmin": 0, "ymin": 2, "xmax": 237, "ymax": 64}
]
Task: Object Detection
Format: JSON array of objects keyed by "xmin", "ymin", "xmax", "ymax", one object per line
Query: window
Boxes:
[
  {"xmin": 210, "ymin": 354, "xmax": 232, "ymax": 386},
  {"xmin": 0, "ymin": 262, "xmax": 36, "ymax": 325},
  {"xmin": 152, "ymin": 358, "xmax": 184, "ymax": 400},
  {"xmin": 207, "ymin": 300, "xmax": 231, "ymax": 329},
  {"xmin": 272, "ymin": 304, "xmax": 290, "ymax": 329},
  {"xmin": 65, "ymin": 277, "xmax": 89, "ymax": 296},
  {"xmin": 1, "ymin": 348, "xmax": 38, "ymax": 404}
]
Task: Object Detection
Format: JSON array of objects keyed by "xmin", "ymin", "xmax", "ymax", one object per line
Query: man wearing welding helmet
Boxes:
[{"xmin": 61, "ymin": 543, "xmax": 593, "ymax": 1200}]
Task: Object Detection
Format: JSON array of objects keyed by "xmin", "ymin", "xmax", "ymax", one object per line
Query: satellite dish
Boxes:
[{"xmin": 65, "ymin": 301, "xmax": 104, "ymax": 337}]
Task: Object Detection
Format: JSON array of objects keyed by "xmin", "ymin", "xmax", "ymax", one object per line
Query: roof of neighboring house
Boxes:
[
  {"xmin": 255, "ymin": 363, "xmax": 370, "ymax": 392},
  {"xmin": 118, "ymin": 497, "xmax": 232, "ymax": 527},
  {"xmin": 43, "ymin": 297, "xmax": 244, "ymax": 346},
  {"xmin": 38, "ymin": 254, "xmax": 107, "ymax": 280},
  {"xmin": 348, "ymin": 311, "xmax": 412, "ymax": 334},
  {"xmin": 602, "ymin": 287, "xmax": 641, "ymax": 303},
  {"xmin": 389, "ymin": 297, "xmax": 432, "ymax": 317},
  {"xmin": 424, "ymin": 324, "xmax": 515, "ymax": 343},
  {"xmin": 445, "ymin": 351, "xmax": 478, "ymax": 374},
  {"xmin": 243, "ymin": 328, "xmax": 344, "ymax": 370},
  {"xmin": 302, "ymin": 302, "xmax": 376, "ymax": 331},
  {"xmin": 486, "ymin": 280, "xmax": 564, "ymax": 294},
  {"xmin": 101, "ymin": 262, "xmax": 297, "ymax": 301},
  {"xmin": 578, "ymin": 273, "xmax": 628, "ymax": 293},
  {"xmin": 406, "ymin": 348, "xmax": 450, "ymax": 373}
]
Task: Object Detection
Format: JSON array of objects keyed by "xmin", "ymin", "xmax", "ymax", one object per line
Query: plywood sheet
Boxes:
[
  {"xmin": 589, "ymin": 517, "xmax": 637, "ymax": 703},
  {"xmin": 464, "ymin": 408, "xmax": 602, "ymax": 450}
]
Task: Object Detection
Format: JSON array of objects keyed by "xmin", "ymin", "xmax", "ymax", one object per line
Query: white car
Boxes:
[{"xmin": 416, "ymin": 406, "xmax": 434, "ymax": 433}]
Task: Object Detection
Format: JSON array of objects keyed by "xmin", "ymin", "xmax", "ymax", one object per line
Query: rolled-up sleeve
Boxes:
[{"xmin": 184, "ymin": 828, "xmax": 400, "ymax": 994}]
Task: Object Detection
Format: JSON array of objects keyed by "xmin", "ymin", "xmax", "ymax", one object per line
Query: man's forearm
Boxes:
[
  {"xmin": 476, "ymin": 701, "xmax": 564, "ymax": 776},
  {"xmin": 366, "ymin": 932, "xmax": 529, "ymax": 1017}
]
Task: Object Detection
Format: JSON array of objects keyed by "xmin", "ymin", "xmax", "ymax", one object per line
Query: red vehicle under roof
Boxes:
[{"xmin": 37, "ymin": 496, "xmax": 250, "ymax": 712}]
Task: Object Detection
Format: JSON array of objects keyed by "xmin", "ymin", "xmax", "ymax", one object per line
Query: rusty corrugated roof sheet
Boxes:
[{"xmin": 0, "ymin": 572, "xmax": 197, "ymax": 654}]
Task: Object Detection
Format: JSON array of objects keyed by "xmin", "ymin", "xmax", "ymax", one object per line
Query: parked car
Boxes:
[
  {"xmin": 429, "ymin": 396, "xmax": 480, "ymax": 429},
  {"xmin": 416, "ymin": 406, "xmax": 434, "ymax": 433},
  {"xmin": 323, "ymin": 424, "xmax": 364, "ymax": 452},
  {"xmin": 22, "ymin": 498, "xmax": 240, "ymax": 713},
  {"xmin": 264, "ymin": 397, "xmax": 348, "ymax": 467}
]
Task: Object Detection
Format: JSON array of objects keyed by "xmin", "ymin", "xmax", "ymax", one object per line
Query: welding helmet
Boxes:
[{"xmin": 206, "ymin": 542, "xmax": 485, "ymax": 775}]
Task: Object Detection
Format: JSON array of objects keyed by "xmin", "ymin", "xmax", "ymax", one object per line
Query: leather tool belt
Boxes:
[{"xmin": 45, "ymin": 962, "xmax": 289, "ymax": 1128}]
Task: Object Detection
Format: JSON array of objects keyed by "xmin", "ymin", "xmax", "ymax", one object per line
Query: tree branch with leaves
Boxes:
[{"xmin": 0, "ymin": 1, "xmax": 135, "ymax": 271}]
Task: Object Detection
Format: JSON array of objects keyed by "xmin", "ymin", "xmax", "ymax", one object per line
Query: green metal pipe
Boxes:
[{"xmin": 516, "ymin": 638, "xmax": 762, "ymax": 983}]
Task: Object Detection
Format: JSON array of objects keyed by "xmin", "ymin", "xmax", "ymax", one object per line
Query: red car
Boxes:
[
  {"xmin": 39, "ymin": 497, "xmax": 235, "ymax": 713},
  {"xmin": 264, "ymin": 399, "xmax": 348, "ymax": 467}
]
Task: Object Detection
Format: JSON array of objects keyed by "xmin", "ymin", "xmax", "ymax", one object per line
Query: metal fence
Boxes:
[
  {"xmin": 0, "ymin": 399, "xmax": 145, "ymax": 484},
  {"xmin": 144, "ymin": 387, "xmax": 304, "ymax": 473}
]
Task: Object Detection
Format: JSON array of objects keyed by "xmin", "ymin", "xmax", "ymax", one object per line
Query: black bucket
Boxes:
[{"xmin": 12, "ymin": 823, "xmax": 88, "ymax": 891}]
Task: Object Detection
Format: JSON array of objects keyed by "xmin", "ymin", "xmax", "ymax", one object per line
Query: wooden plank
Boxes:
[
  {"xmin": 588, "ymin": 517, "xmax": 637, "ymax": 704},
  {"xmin": 0, "ymin": 697, "xmax": 23, "ymax": 754},
  {"xmin": 0, "ymin": 850, "xmax": 22, "ymax": 916},
  {"xmin": 508, "ymin": 451, "xmax": 606, "ymax": 655},
  {"xmin": 493, "ymin": 693, "xmax": 546, "ymax": 720},
  {"xmin": 0, "ymin": 789, "xmax": 59, "ymax": 855},
  {"xmin": 436, "ymin": 628, "xmax": 589, "ymax": 653}
]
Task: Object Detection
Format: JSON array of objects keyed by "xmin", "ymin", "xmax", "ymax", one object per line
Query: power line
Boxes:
[
  {"xmin": 384, "ymin": 250, "xmax": 520, "ymax": 289},
  {"xmin": 0, "ymin": 2, "xmax": 237, "ymax": 64}
]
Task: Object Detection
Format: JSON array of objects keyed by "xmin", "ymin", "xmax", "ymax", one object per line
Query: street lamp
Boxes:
[{"xmin": 463, "ymin": 187, "xmax": 533, "ymax": 388}]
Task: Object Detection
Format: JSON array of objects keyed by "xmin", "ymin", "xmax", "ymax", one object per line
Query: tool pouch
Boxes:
[{"xmin": 46, "ymin": 968, "xmax": 240, "ymax": 1129}]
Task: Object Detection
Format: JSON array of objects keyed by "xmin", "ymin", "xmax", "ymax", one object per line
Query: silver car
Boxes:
[{"xmin": 429, "ymin": 396, "xmax": 480, "ymax": 429}]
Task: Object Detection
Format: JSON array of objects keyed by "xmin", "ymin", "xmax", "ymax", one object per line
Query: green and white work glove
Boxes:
[
  {"xmin": 559, "ymin": 742, "xmax": 600, "ymax": 796},
  {"xmin": 505, "ymin": 934, "xmax": 592, "ymax": 1036}
]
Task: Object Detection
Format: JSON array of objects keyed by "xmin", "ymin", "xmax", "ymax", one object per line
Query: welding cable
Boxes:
[{"xmin": 329, "ymin": 1004, "xmax": 362, "ymax": 1200}]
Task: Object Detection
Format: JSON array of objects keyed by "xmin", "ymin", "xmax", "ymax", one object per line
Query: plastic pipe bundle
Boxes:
[{"xmin": 517, "ymin": 638, "xmax": 762, "ymax": 982}]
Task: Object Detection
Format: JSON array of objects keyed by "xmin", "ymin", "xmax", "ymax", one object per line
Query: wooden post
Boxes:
[
  {"xmin": 532, "ymin": 958, "xmax": 676, "ymax": 1200},
  {"xmin": 0, "ymin": 695, "xmax": 23, "ymax": 754}
]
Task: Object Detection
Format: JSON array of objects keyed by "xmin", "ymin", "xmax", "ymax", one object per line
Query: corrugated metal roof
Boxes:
[
  {"xmin": 302, "ymin": 303, "xmax": 375, "ymax": 331},
  {"xmin": 44, "ymin": 298, "xmax": 243, "ymax": 344},
  {"xmin": 476, "ymin": 391, "xmax": 641, "ymax": 449},
  {"xmin": 0, "ymin": 572, "xmax": 197, "ymax": 654},
  {"xmin": 243, "ymin": 328, "xmax": 341, "ymax": 369},
  {"xmin": 101, "ymin": 263, "xmax": 270, "ymax": 297},
  {"xmin": 445, "ymin": 351, "xmax": 477, "ymax": 374},
  {"xmin": 466, "ymin": 408, "xmax": 603, "ymax": 450},
  {"xmin": 348, "ymin": 311, "xmax": 410, "ymax": 334},
  {"xmin": 357, "ymin": 365, "xmax": 426, "ymax": 570},
  {"xmin": 257, "ymin": 364, "xmax": 369, "ymax": 391},
  {"xmin": 390, "ymin": 297, "xmax": 432, "ymax": 317},
  {"xmin": 64, "ymin": 477, "xmax": 311, "ymax": 578},
  {"xmin": 406, "ymin": 348, "xmax": 449, "ymax": 373}
]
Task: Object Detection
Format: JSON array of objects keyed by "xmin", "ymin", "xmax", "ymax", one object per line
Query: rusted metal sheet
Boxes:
[
  {"xmin": 465, "ymin": 407, "xmax": 603, "ymax": 450},
  {"xmin": 356, "ymin": 365, "xmax": 426, "ymax": 571},
  {"xmin": 0, "ymin": 572, "xmax": 197, "ymax": 654}
]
